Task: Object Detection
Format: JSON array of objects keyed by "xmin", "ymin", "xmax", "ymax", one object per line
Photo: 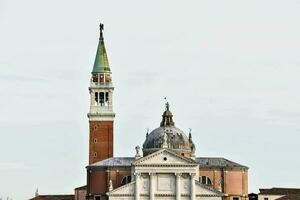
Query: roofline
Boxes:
[
  {"xmin": 86, "ymin": 155, "xmax": 249, "ymax": 170},
  {"xmin": 133, "ymin": 148, "xmax": 198, "ymax": 165},
  {"xmin": 196, "ymin": 157, "xmax": 249, "ymax": 169}
]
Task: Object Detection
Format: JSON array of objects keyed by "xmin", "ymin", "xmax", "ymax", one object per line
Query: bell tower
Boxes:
[{"xmin": 88, "ymin": 23, "xmax": 115, "ymax": 164}]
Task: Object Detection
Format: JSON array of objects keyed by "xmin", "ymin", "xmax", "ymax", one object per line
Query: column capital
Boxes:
[
  {"xmin": 189, "ymin": 173, "xmax": 196, "ymax": 177},
  {"xmin": 134, "ymin": 172, "xmax": 141, "ymax": 177},
  {"xmin": 149, "ymin": 172, "xmax": 156, "ymax": 176},
  {"xmin": 175, "ymin": 173, "xmax": 182, "ymax": 177}
]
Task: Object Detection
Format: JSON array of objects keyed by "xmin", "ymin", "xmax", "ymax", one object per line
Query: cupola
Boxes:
[{"xmin": 142, "ymin": 103, "xmax": 196, "ymax": 158}]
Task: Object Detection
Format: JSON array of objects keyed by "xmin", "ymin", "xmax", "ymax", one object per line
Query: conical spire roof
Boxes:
[{"xmin": 92, "ymin": 23, "xmax": 111, "ymax": 74}]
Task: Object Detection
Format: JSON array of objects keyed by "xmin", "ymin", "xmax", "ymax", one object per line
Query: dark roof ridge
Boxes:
[{"xmin": 259, "ymin": 188, "xmax": 300, "ymax": 195}]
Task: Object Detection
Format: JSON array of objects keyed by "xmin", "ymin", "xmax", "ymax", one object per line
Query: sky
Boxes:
[{"xmin": 0, "ymin": 0, "xmax": 300, "ymax": 199}]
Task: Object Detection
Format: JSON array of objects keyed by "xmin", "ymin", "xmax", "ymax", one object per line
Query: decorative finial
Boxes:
[
  {"xmin": 188, "ymin": 128, "xmax": 192, "ymax": 142},
  {"xmin": 146, "ymin": 128, "xmax": 149, "ymax": 137},
  {"xmin": 99, "ymin": 23, "xmax": 104, "ymax": 31},
  {"xmin": 164, "ymin": 97, "xmax": 169, "ymax": 110},
  {"xmin": 35, "ymin": 187, "xmax": 39, "ymax": 197},
  {"xmin": 191, "ymin": 145, "xmax": 196, "ymax": 160},
  {"xmin": 99, "ymin": 23, "xmax": 104, "ymax": 39}
]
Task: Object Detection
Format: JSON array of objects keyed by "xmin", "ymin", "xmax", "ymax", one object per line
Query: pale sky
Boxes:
[{"xmin": 0, "ymin": 0, "xmax": 300, "ymax": 199}]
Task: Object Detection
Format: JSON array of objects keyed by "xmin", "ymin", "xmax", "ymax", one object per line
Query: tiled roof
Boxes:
[
  {"xmin": 88, "ymin": 156, "xmax": 247, "ymax": 169},
  {"xmin": 277, "ymin": 194, "xmax": 300, "ymax": 200},
  {"xmin": 89, "ymin": 157, "xmax": 134, "ymax": 168},
  {"xmin": 196, "ymin": 157, "xmax": 248, "ymax": 169},
  {"xmin": 74, "ymin": 185, "xmax": 87, "ymax": 190},
  {"xmin": 30, "ymin": 195, "xmax": 74, "ymax": 200},
  {"xmin": 259, "ymin": 188, "xmax": 300, "ymax": 195}
]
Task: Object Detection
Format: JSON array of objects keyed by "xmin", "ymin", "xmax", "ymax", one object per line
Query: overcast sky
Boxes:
[{"xmin": 1, "ymin": 0, "xmax": 300, "ymax": 199}]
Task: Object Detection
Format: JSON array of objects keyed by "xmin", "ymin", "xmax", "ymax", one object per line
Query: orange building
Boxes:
[{"xmin": 84, "ymin": 24, "xmax": 249, "ymax": 200}]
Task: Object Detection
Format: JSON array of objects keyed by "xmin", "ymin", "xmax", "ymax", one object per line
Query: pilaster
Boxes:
[
  {"xmin": 176, "ymin": 173, "xmax": 181, "ymax": 200},
  {"xmin": 135, "ymin": 172, "xmax": 141, "ymax": 200},
  {"xmin": 190, "ymin": 173, "xmax": 196, "ymax": 200},
  {"xmin": 149, "ymin": 173, "xmax": 155, "ymax": 200}
]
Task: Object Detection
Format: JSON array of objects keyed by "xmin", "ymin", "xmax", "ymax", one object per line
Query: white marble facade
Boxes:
[{"xmin": 107, "ymin": 149, "xmax": 223, "ymax": 200}]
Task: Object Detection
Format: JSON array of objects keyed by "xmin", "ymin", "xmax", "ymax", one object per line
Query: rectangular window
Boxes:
[
  {"xmin": 95, "ymin": 92, "xmax": 99, "ymax": 103},
  {"xmin": 100, "ymin": 74, "xmax": 104, "ymax": 83},
  {"xmin": 105, "ymin": 92, "xmax": 109, "ymax": 102},
  {"xmin": 233, "ymin": 197, "xmax": 240, "ymax": 200},
  {"xmin": 264, "ymin": 198, "xmax": 269, "ymax": 200},
  {"xmin": 99, "ymin": 92, "xmax": 104, "ymax": 105}
]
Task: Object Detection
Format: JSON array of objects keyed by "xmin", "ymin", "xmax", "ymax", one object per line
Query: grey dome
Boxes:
[{"xmin": 142, "ymin": 103, "xmax": 195, "ymax": 157}]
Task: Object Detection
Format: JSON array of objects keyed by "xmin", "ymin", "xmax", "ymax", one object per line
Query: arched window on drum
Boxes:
[
  {"xmin": 199, "ymin": 176, "xmax": 212, "ymax": 185},
  {"xmin": 121, "ymin": 175, "xmax": 131, "ymax": 185}
]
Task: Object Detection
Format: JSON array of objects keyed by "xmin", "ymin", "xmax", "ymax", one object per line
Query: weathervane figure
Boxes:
[{"xmin": 164, "ymin": 97, "xmax": 170, "ymax": 111}]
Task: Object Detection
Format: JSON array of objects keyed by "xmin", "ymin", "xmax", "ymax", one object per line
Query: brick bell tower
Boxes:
[{"xmin": 88, "ymin": 23, "xmax": 115, "ymax": 164}]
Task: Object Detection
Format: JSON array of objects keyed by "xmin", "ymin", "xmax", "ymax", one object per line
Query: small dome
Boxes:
[{"xmin": 142, "ymin": 103, "xmax": 195, "ymax": 157}]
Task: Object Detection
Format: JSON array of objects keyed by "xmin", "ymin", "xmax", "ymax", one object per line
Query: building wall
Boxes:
[
  {"xmin": 89, "ymin": 121, "xmax": 114, "ymax": 164},
  {"xmin": 75, "ymin": 189, "xmax": 86, "ymax": 200},
  {"xmin": 258, "ymin": 195, "xmax": 284, "ymax": 200},
  {"xmin": 88, "ymin": 167, "xmax": 131, "ymax": 198},
  {"xmin": 88, "ymin": 171, "xmax": 108, "ymax": 195},
  {"xmin": 88, "ymin": 167, "xmax": 247, "ymax": 199},
  {"xmin": 199, "ymin": 168, "xmax": 248, "ymax": 200}
]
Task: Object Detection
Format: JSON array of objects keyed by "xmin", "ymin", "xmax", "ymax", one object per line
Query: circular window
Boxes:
[{"xmin": 163, "ymin": 157, "xmax": 167, "ymax": 161}]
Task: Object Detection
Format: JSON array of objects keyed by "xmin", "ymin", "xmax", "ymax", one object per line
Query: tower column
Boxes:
[{"xmin": 176, "ymin": 173, "xmax": 181, "ymax": 200}]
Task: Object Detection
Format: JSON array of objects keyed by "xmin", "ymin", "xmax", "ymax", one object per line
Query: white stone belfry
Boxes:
[{"xmin": 88, "ymin": 24, "xmax": 115, "ymax": 122}]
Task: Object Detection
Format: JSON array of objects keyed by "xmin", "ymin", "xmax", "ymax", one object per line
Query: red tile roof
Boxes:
[{"xmin": 29, "ymin": 195, "xmax": 74, "ymax": 200}]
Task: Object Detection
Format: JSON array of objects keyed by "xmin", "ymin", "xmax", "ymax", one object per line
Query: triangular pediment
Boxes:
[
  {"xmin": 134, "ymin": 149, "xmax": 197, "ymax": 166},
  {"xmin": 107, "ymin": 181, "xmax": 135, "ymax": 196},
  {"xmin": 195, "ymin": 181, "xmax": 224, "ymax": 197}
]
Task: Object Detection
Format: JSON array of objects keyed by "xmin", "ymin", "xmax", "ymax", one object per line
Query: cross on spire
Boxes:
[
  {"xmin": 99, "ymin": 23, "xmax": 104, "ymax": 39},
  {"xmin": 100, "ymin": 23, "xmax": 104, "ymax": 31}
]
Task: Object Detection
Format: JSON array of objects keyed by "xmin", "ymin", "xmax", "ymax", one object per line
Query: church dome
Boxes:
[{"xmin": 142, "ymin": 103, "xmax": 196, "ymax": 158}]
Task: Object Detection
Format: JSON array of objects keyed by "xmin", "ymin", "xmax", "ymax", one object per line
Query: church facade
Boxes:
[{"xmin": 85, "ymin": 24, "xmax": 248, "ymax": 200}]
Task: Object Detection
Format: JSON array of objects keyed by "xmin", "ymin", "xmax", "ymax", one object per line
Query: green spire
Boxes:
[{"xmin": 92, "ymin": 23, "xmax": 111, "ymax": 74}]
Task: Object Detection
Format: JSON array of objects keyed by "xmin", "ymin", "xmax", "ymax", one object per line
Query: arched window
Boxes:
[
  {"xmin": 199, "ymin": 176, "xmax": 212, "ymax": 185},
  {"xmin": 121, "ymin": 175, "xmax": 131, "ymax": 185}
]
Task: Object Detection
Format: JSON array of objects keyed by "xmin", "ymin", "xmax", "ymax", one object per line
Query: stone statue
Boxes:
[
  {"xmin": 135, "ymin": 145, "xmax": 141, "ymax": 159},
  {"xmin": 163, "ymin": 132, "xmax": 168, "ymax": 148},
  {"xmin": 109, "ymin": 179, "xmax": 113, "ymax": 191}
]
